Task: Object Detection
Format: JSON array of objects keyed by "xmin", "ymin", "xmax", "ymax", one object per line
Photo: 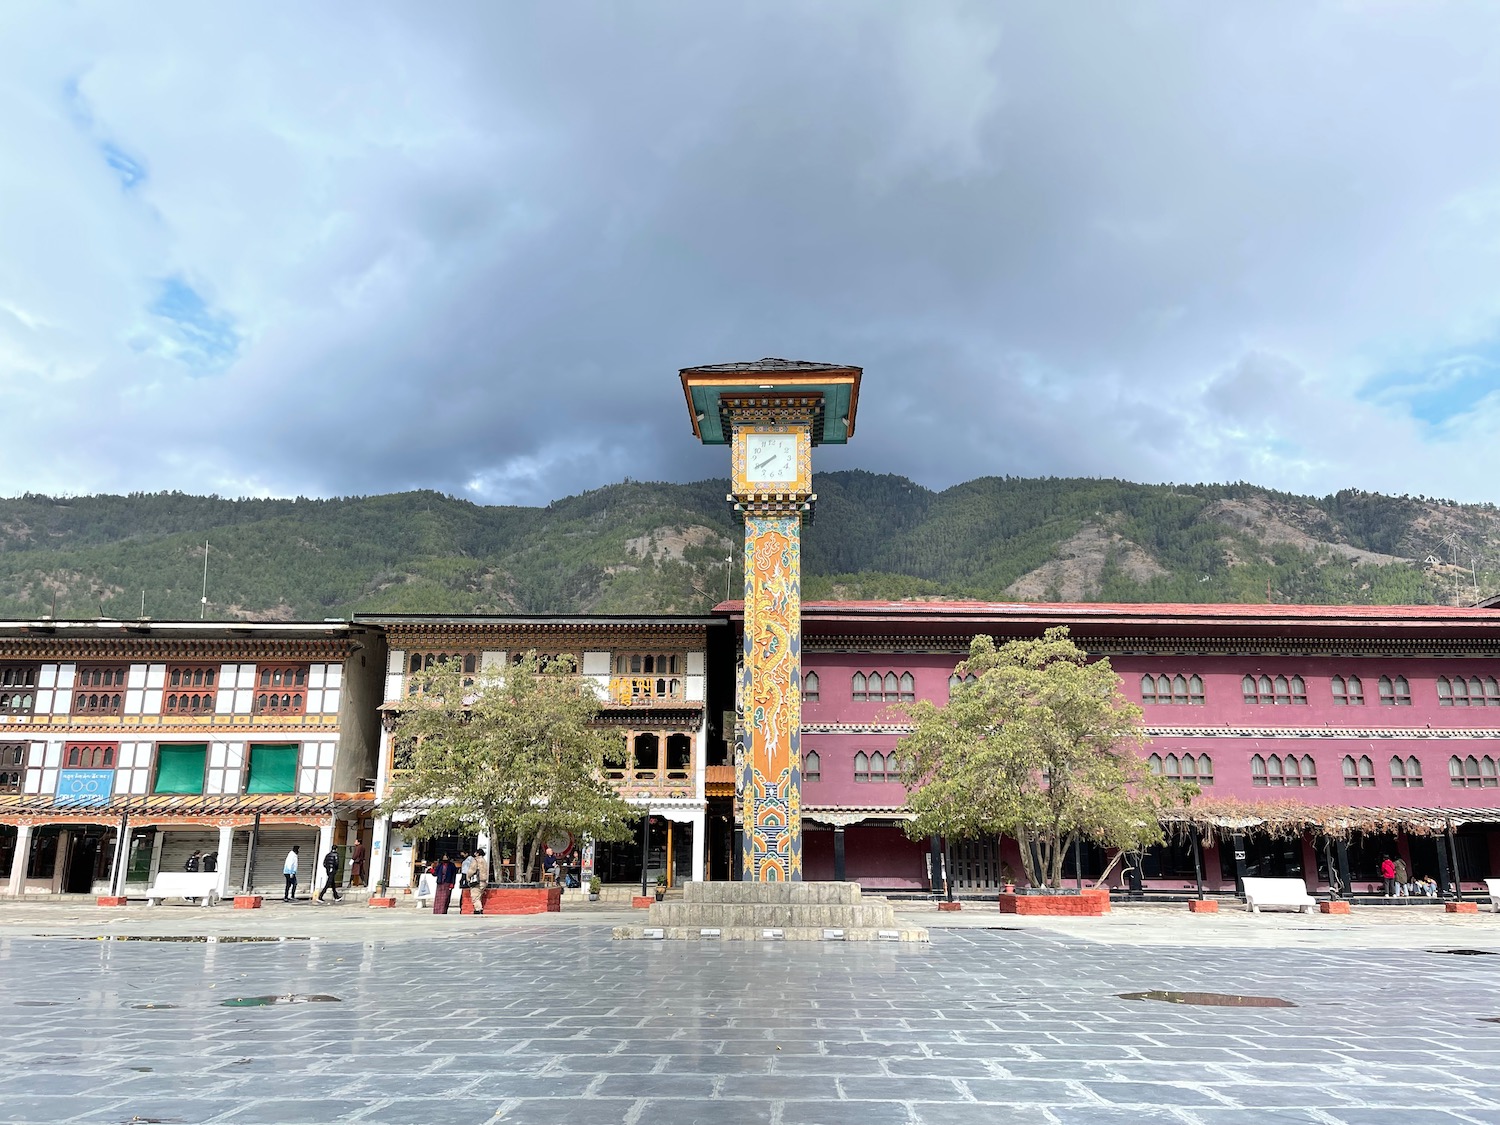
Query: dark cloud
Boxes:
[{"xmin": 3, "ymin": 3, "xmax": 1500, "ymax": 504}]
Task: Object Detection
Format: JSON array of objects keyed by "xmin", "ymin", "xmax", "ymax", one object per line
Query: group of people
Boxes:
[
  {"xmin": 414, "ymin": 848, "xmax": 489, "ymax": 914},
  {"xmin": 1379, "ymin": 856, "xmax": 1439, "ymax": 897},
  {"xmin": 278, "ymin": 841, "xmax": 366, "ymax": 902}
]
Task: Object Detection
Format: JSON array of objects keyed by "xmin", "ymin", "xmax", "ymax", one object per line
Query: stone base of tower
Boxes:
[{"xmin": 612, "ymin": 881, "xmax": 928, "ymax": 941}]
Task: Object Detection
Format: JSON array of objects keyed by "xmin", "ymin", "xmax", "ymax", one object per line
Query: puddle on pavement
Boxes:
[
  {"xmin": 1118, "ymin": 990, "xmax": 1296, "ymax": 1008},
  {"xmin": 1430, "ymin": 949, "xmax": 1498, "ymax": 956},
  {"xmin": 220, "ymin": 994, "xmax": 340, "ymax": 1007}
]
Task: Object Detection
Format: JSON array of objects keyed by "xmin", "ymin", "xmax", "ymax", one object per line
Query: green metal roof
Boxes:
[{"xmin": 679, "ymin": 359, "xmax": 861, "ymax": 446}]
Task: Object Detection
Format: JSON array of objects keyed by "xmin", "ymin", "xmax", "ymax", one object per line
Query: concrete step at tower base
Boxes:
[{"xmin": 613, "ymin": 880, "xmax": 929, "ymax": 942}]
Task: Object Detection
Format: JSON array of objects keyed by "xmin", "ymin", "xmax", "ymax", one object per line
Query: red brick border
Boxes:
[
  {"xmin": 632, "ymin": 895, "xmax": 655, "ymax": 909},
  {"xmin": 477, "ymin": 887, "xmax": 562, "ymax": 915},
  {"xmin": 1446, "ymin": 901, "xmax": 1479, "ymax": 914},
  {"xmin": 233, "ymin": 895, "xmax": 263, "ymax": 910},
  {"xmin": 96, "ymin": 896, "xmax": 129, "ymax": 907},
  {"xmin": 998, "ymin": 889, "xmax": 1111, "ymax": 916},
  {"xmin": 368, "ymin": 897, "xmax": 396, "ymax": 908},
  {"xmin": 937, "ymin": 901, "xmax": 963, "ymax": 912},
  {"xmin": 1188, "ymin": 899, "xmax": 1219, "ymax": 913},
  {"xmin": 1320, "ymin": 900, "xmax": 1351, "ymax": 914}
]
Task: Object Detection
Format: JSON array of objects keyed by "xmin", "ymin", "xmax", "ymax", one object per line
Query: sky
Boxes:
[{"xmin": 2, "ymin": 2, "xmax": 1500, "ymax": 507}]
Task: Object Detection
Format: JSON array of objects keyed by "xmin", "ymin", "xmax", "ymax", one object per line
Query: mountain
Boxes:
[{"xmin": 0, "ymin": 473, "xmax": 1496, "ymax": 621}]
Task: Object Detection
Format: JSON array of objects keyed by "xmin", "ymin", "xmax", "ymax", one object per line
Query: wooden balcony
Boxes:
[{"xmin": 606, "ymin": 676, "xmax": 686, "ymax": 708}]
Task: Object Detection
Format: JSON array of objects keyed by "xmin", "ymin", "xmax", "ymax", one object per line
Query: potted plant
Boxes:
[
  {"xmin": 654, "ymin": 873, "xmax": 667, "ymax": 901},
  {"xmin": 588, "ymin": 875, "xmax": 601, "ymax": 902},
  {"xmin": 1000, "ymin": 864, "xmax": 1016, "ymax": 894}
]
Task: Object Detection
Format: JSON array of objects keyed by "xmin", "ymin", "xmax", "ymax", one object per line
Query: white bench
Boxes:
[
  {"xmin": 146, "ymin": 872, "xmax": 221, "ymax": 907},
  {"xmin": 1242, "ymin": 877, "xmax": 1316, "ymax": 914},
  {"xmin": 1485, "ymin": 878, "xmax": 1500, "ymax": 912}
]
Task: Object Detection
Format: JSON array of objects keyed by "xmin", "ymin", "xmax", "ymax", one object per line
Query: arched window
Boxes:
[
  {"xmin": 1290, "ymin": 676, "xmax": 1307, "ymax": 704},
  {"xmin": 853, "ymin": 751, "xmax": 869, "ymax": 783},
  {"xmin": 1379, "ymin": 676, "xmax": 1411, "ymax": 706},
  {"xmin": 1332, "ymin": 676, "xmax": 1347, "ymax": 704},
  {"xmin": 1343, "ymin": 755, "xmax": 1374, "ymax": 787},
  {"xmin": 1391, "ymin": 755, "xmax": 1424, "ymax": 788},
  {"xmin": 1251, "ymin": 755, "xmax": 1267, "ymax": 786},
  {"xmin": 1165, "ymin": 753, "xmax": 1179, "ymax": 779},
  {"xmin": 883, "ymin": 673, "xmax": 900, "ymax": 701},
  {"xmin": 1242, "ymin": 675, "xmax": 1257, "ymax": 704},
  {"xmin": 1147, "ymin": 753, "xmax": 1163, "ymax": 775},
  {"xmin": 1302, "ymin": 755, "xmax": 1317, "ymax": 786},
  {"xmin": 1266, "ymin": 754, "xmax": 1284, "ymax": 786},
  {"xmin": 1484, "ymin": 756, "xmax": 1499, "ymax": 788},
  {"xmin": 1273, "ymin": 676, "xmax": 1290, "ymax": 705},
  {"xmin": 1198, "ymin": 755, "xmax": 1213, "ymax": 784},
  {"xmin": 1345, "ymin": 675, "xmax": 1364, "ymax": 704},
  {"xmin": 1188, "ymin": 675, "xmax": 1204, "ymax": 705},
  {"xmin": 1180, "ymin": 753, "xmax": 1197, "ymax": 780},
  {"xmin": 1486, "ymin": 677, "xmax": 1500, "ymax": 707},
  {"xmin": 1359, "ymin": 755, "xmax": 1374, "ymax": 786},
  {"xmin": 1404, "ymin": 756, "xmax": 1422, "ymax": 787},
  {"xmin": 873, "ymin": 752, "xmax": 890, "ymax": 783},
  {"xmin": 899, "ymin": 672, "xmax": 915, "ymax": 703},
  {"xmin": 852, "ymin": 673, "xmax": 867, "ymax": 703},
  {"xmin": 1171, "ymin": 676, "xmax": 1187, "ymax": 704},
  {"xmin": 802, "ymin": 672, "xmax": 820, "ymax": 704},
  {"xmin": 1284, "ymin": 755, "xmax": 1301, "ymax": 785},
  {"xmin": 1141, "ymin": 676, "xmax": 1157, "ymax": 704},
  {"xmin": 803, "ymin": 750, "xmax": 821, "ymax": 783}
]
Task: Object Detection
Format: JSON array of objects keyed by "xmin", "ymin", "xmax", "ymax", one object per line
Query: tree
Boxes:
[
  {"xmin": 898, "ymin": 628, "xmax": 1188, "ymax": 889},
  {"xmin": 380, "ymin": 653, "xmax": 639, "ymax": 883}
]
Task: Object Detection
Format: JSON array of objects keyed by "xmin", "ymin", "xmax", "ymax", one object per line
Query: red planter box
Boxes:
[
  {"xmin": 632, "ymin": 895, "xmax": 655, "ymax": 909},
  {"xmin": 1447, "ymin": 901, "xmax": 1479, "ymax": 914},
  {"xmin": 233, "ymin": 895, "xmax": 263, "ymax": 910},
  {"xmin": 937, "ymin": 901, "xmax": 963, "ymax": 912},
  {"xmin": 998, "ymin": 889, "xmax": 1111, "ymax": 916},
  {"xmin": 1188, "ymin": 899, "xmax": 1219, "ymax": 913},
  {"xmin": 368, "ymin": 897, "xmax": 396, "ymax": 908},
  {"xmin": 96, "ymin": 896, "xmax": 129, "ymax": 907},
  {"xmin": 477, "ymin": 887, "xmax": 562, "ymax": 915},
  {"xmin": 1320, "ymin": 900, "xmax": 1351, "ymax": 914}
]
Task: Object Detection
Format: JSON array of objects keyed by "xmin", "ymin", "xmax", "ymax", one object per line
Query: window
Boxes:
[
  {"xmin": 1342, "ymin": 754, "xmax": 1375, "ymax": 788},
  {"xmin": 1242, "ymin": 674, "xmax": 1306, "ymax": 705},
  {"xmin": 1331, "ymin": 675, "xmax": 1364, "ymax": 705},
  {"xmin": 1390, "ymin": 755, "xmax": 1423, "ymax": 788},
  {"xmin": 1438, "ymin": 676, "xmax": 1500, "ymax": 707},
  {"xmin": 803, "ymin": 750, "xmax": 821, "ymax": 783},
  {"xmin": 853, "ymin": 751, "xmax": 869, "ymax": 782},
  {"xmin": 614, "ymin": 653, "xmax": 680, "ymax": 676},
  {"xmin": 948, "ymin": 672, "xmax": 976, "ymax": 697},
  {"xmin": 853, "ymin": 750, "xmax": 893, "ymax": 783},
  {"xmin": 1142, "ymin": 674, "xmax": 1203, "ymax": 705},
  {"xmin": 802, "ymin": 672, "xmax": 819, "ymax": 704},
  {"xmin": 1251, "ymin": 755, "xmax": 1266, "ymax": 785},
  {"xmin": 1268, "ymin": 754, "xmax": 1317, "ymax": 787},
  {"xmin": 0, "ymin": 743, "xmax": 24, "ymax": 794},
  {"xmin": 254, "ymin": 666, "xmax": 307, "ymax": 715},
  {"xmin": 72, "ymin": 666, "xmax": 126, "ymax": 715},
  {"xmin": 1196, "ymin": 754, "xmax": 1214, "ymax": 784},
  {"xmin": 410, "ymin": 652, "xmax": 478, "ymax": 675},
  {"xmin": 152, "ymin": 744, "xmax": 207, "ymax": 795},
  {"xmin": 513, "ymin": 651, "xmax": 574, "ymax": 669},
  {"xmin": 855, "ymin": 671, "xmax": 917, "ymax": 704},
  {"xmin": 0, "ymin": 666, "xmax": 38, "ymax": 715},
  {"xmin": 165, "ymin": 666, "xmax": 218, "ymax": 715},
  {"xmin": 1450, "ymin": 755, "xmax": 1500, "ymax": 789},
  {"xmin": 1377, "ymin": 676, "xmax": 1411, "ymax": 706},
  {"xmin": 64, "ymin": 742, "xmax": 115, "ymax": 768},
  {"xmin": 244, "ymin": 744, "xmax": 299, "ymax": 794}
]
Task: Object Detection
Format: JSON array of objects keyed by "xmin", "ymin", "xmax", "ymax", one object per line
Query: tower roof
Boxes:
[{"xmin": 679, "ymin": 359, "xmax": 862, "ymax": 445}]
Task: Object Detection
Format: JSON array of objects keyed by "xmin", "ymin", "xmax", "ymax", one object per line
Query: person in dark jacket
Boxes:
[
  {"xmin": 184, "ymin": 850, "xmax": 202, "ymax": 872},
  {"xmin": 317, "ymin": 846, "xmax": 343, "ymax": 902},
  {"xmin": 432, "ymin": 855, "xmax": 458, "ymax": 915}
]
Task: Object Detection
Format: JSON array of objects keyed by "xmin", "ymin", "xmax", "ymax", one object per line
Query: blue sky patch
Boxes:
[
  {"xmin": 1360, "ymin": 342, "xmax": 1500, "ymax": 429},
  {"xmin": 149, "ymin": 277, "xmax": 240, "ymax": 373}
]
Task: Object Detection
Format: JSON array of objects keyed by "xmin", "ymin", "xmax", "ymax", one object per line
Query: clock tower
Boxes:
[{"xmin": 680, "ymin": 358, "xmax": 862, "ymax": 881}]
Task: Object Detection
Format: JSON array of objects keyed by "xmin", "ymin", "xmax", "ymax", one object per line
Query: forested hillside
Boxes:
[{"xmin": 0, "ymin": 473, "xmax": 1496, "ymax": 620}]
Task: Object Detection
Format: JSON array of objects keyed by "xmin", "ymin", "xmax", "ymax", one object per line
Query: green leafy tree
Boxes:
[
  {"xmin": 380, "ymin": 653, "xmax": 639, "ymax": 883},
  {"xmin": 898, "ymin": 628, "xmax": 1188, "ymax": 889}
]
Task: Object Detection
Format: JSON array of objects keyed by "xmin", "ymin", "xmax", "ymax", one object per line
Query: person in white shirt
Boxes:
[{"xmin": 282, "ymin": 846, "xmax": 300, "ymax": 901}]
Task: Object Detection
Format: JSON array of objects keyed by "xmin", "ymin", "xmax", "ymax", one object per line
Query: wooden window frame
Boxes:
[
  {"xmin": 0, "ymin": 742, "xmax": 25, "ymax": 794},
  {"xmin": 803, "ymin": 750, "xmax": 821, "ymax": 783},
  {"xmin": 0, "ymin": 665, "xmax": 39, "ymax": 716},
  {"xmin": 253, "ymin": 665, "xmax": 309, "ymax": 716},
  {"xmin": 64, "ymin": 741, "xmax": 117, "ymax": 769},
  {"xmin": 72, "ymin": 666, "xmax": 127, "ymax": 716},
  {"xmin": 164, "ymin": 665, "xmax": 220, "ymax": 717}
]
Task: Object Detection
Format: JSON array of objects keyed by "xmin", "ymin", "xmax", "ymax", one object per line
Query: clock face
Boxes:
[{"xmin": 744, "ymin": 433, "xmax": 799, "ymax": 484}]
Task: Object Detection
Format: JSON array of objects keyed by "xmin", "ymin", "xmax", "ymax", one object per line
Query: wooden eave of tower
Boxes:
[{"xmin": 679, "ymin": 360, "xmax": 862, "ymax": 446}]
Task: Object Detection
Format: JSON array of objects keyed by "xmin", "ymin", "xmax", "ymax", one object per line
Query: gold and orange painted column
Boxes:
[{"xmin": 739, "ymin": 513, "xmax": 803, "ymax": 881}]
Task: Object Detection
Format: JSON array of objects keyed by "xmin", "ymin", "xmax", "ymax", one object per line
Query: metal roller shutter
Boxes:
[
  {"xmin": 249, "ymin": 827, "xmax": 320, "ymax": 894},
  {"xmin": 157, "ymin": 829, "xmax": 221, "ymax": 879}
]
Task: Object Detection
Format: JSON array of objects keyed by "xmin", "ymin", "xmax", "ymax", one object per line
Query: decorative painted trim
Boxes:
[
  {"xmin": 0, "ymin": 639, "xmax": 356, "ymax": 662},
  {"xmin": 802, "ymin": 722, "xmax": 1500, "ymax": 742},
  {"xmin": 799, "ymin": 633, "xmax": 1500, "ymax": 659}
]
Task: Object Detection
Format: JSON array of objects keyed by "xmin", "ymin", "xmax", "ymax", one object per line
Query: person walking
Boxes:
[
  {"xmin": 350, "ymin": 839, "xmax": 367, "ymax": 887},
  {"xmin": 1380, "ymin": 855, "xmax": 1397, "ymax": 897},
  {"xmin": 1394, "ymin": 857, "xmax": 1409, "ymax": 897},
  {"xmin": 283, "ymin": 845, "xmax": 300, "ymax": 901},
  {"xmin": 317, "ymin": 845, "xmax": 343, "ymax": 902},
  {"xmin": 432, "ymin": 854, "xmax": 458, "ymax": 915}
]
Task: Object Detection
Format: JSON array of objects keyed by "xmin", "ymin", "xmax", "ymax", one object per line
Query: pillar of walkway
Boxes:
[
  {"xmin": 316, "ymin": 821, "xmax": 334, "ymax": 895},
  {"xmin": 690, "ymin": 808, "xmax": 706, "ymax": 883},
  {"xmin": 7, "ymin": 824, "xmax": 30, "ymax": 896},
  {"xmin": 371, "ymin": 815, "xmax": 391, "ymax": 889},
  {"xmin": 215, "ymin": 824, "xmax": 235, "ymax": 899}
]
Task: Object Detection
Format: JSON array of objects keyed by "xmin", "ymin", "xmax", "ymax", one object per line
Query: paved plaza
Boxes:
[{"xmin": 3, "ymin": 903, "xmax": 1500, "ymax": 1124}]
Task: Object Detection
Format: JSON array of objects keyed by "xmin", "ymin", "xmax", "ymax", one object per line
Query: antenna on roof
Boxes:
[{"xmin": 200, "ymin": 537, "xmax": 210, "ymax": 620}]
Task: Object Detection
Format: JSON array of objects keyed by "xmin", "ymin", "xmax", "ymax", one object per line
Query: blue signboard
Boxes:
[{"xmin": 54, "ymin": 769, "xmax": 114, "ymax": 808}]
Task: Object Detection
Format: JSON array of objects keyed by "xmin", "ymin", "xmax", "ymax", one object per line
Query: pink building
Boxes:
[{"xmin": 719, "ymin": 600, "xmax": 1500, "ymax": 897}]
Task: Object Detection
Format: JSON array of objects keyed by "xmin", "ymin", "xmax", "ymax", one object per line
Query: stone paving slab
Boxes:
[{"xmin": 3, "ymin": 910, "xmax": 1500, "ymax": 1123}]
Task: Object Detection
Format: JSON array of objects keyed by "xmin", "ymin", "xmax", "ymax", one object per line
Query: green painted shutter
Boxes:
[
  {"xmin": 153, "ymin": 745, "xmax": 207, "ymax": 795},
  {"xmin": 245, "ymin": 744, "xmax": 299, "ymax": 794}
]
